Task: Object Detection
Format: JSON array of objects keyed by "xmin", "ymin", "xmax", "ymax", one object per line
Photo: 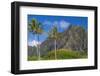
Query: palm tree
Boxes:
[
  {"xmin": 28, "ymin": 19, "xmax": 43, "ymax": 60},
  {"xmin": 48, "ymin": 26, "xmax": 61, "ymax": 59}
]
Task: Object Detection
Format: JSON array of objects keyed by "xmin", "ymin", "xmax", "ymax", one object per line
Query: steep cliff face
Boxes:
[
  {"xmin": 28, "ymin": 25, "xmax": 88, "ymax": 56},
  {"xmin": 57, "ymin": 25, "xmax": 88, "ymax": 51}
]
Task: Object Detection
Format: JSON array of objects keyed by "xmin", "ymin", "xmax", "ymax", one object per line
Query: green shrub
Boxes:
[
  {"xmin": 28, "ymin": 56, "xmax": 38, "ymax": 61},
  {"xmin": 43, "ymin": 49, "xmax": 87, "ymax": 60},
  {"xmin": 28, "ymin": 49, "xmax": 87, "ymax": 61}
]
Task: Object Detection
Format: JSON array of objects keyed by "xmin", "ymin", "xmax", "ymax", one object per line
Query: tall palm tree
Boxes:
[
  {"xmin": 28, "ymin": 19, "xmax": 43, "ymax": 60},
  {"xmin": 48, "ymin": 26, "xmax": 61, "ymax": 59}
]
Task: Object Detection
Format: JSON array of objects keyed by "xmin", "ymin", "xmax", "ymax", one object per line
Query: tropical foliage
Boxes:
[
  {"xmin": 28, "ymin": 19, "xmax": 43, "ymax": 60},
  {"xmin": 48, "ymin": 26, "xmax": 61, "ymax": 59},
  {"xmin": 28, "ymin": 49, "xmax": 87, "ymax": 61}
]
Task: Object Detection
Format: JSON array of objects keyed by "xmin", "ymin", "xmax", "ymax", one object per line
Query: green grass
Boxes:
[
  {"xmin": 28, "ymin": 49, "xmax": 87, "ymax": 61},
  {"xmin": 28, "ymin": 56, "xmax": 38, "ymax": 61}
]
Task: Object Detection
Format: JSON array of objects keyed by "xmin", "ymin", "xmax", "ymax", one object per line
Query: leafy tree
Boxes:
[
  {"xmin": 48, "ymin": 26, "xmax": 61, "ymax": 59},
  {"xmin": 28, "ymin": 19, "xmax": 43, "ymax": 60}
]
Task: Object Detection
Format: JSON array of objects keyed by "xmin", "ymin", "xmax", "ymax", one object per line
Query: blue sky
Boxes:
[{"xmin": 28, "ymin": 14, "xmax": 88, "ymax": 46}]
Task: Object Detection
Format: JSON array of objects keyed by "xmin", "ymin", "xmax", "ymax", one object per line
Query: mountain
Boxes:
[
  {"xmin": 40, "ymin": 25, "xmax": 87, "ymax": 55},
  {"xmin": 28, "ymin": 46, "xmax": 37, "ymax": 56},
  {"xmin": 28, "ymin": 25, "xmax": 88, "ymax": 56},
  {"xmin": 28, "ymin": 40, "xmax": 41, "ymax": 47}
]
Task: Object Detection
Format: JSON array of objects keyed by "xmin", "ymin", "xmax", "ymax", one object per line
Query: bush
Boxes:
[
  {"xmin": 28, "ymin": 49, "xmax": 87, "ymax": 61},
  {"xmin": 28, "ymin": 56, "xmax": 38, "ymax": 61},
  {"xmin": 43, "ymin": 49, "xmax": 87, "ymax": 60}
]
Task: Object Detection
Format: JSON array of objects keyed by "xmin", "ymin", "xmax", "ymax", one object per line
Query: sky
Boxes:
[{"xmin": 28, "ymin": 14, "xmax": 88, "ymax": 46}]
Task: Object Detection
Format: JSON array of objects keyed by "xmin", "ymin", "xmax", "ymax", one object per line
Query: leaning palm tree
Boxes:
[
  {"xmin": 48, "ymin": 26, "xmax": 61, "ymax": 59},
  {"xmin": 28, "ymin": 19, "xmax": 43, "ymax": 60}
]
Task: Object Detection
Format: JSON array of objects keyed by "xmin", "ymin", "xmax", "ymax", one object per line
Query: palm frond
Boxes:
[{"xmin": 28, "ymin": 18, "xmax": 43, "ymax": 35}]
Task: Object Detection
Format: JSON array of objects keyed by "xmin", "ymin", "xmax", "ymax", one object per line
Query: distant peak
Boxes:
[{"xmin": 28, "ymin": 40, "xmax": 41, "ymax": 47}]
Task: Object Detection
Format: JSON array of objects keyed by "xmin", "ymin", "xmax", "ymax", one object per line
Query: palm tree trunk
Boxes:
[
  {"xmin": 54, "ymin": 40, "xmax": 57, "ymax": 59},
  {"xmin": 35, "ymin": 34, "xmax": 38, "ymax": 59},
  {"xmin": 37, "ymin": 35, "xmax": 41, "ymax": 60}
]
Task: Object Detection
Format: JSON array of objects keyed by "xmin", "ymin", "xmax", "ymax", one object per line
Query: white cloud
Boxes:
[
  {"xmin": 43, "ymin": 20, "xmax": 70, "ymax": 29},
  {"xmin": 53, "ymin": 21, "xmax": 58, "ymax": 26},
  {"xmin": 28, "ymin": 40, "xmax": 41, "ymax": 47},
  {"xmin": 43, "ymin": 20, "xmax": 52, "ymax": 25},
  {"xmin": 60, "ymin": 20, "xmax": 70, "ymax": 29}
]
